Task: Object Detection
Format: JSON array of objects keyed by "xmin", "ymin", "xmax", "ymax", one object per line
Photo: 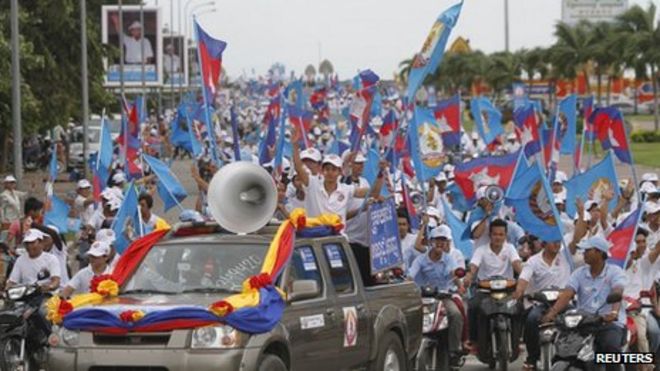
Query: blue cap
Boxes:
[{"xmin": 577, "ymin": 235, "xmax": 611, "ymax": 254}]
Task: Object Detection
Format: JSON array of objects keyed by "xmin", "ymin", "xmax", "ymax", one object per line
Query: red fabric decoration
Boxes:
[
  {"xmin": 119, "ymin": 310, "xmax": 136, "ymax": 322},
  {"xmin": 295, "ymin": 215, "xmax": 306, "ymax": 230},
  {"xmin": 269, "ymin": 224, "xmax": 295, "ymax": 278},
  {"xmin": 210, "ymin": 300, "xmax": 234, "ymax": 316},
  {"xmin": 111, "ymin": 229, "xmax": 169, "ymax": 285},
  {"xmin": 249, "ymin": 273, "xmax": 272, "ymax": 289},
  {"xmin": 58, "ymin": 300, "xmax": 73, "ymax": 317},
  {"xmin": 89, "ymin": 274, "xmax": 114, "ymax": 294},
  {"xmin": 332, "ymin": 223, "xmax": 344, "ymax": 234}
]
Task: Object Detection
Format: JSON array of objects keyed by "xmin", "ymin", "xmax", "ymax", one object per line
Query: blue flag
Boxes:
[
  {"xmin": 44, "ymin": 195, "xmax": 80, "ymax": 233},
  {"xmin": 408, "ymin": 106, "xmax": 444, "ymax": 182},
  {"xmin": 99, "ymin": 116, "xmax": 114, "ymax": 171},
  {"xmin": 564, "ymin": 152, "xmax": 620, "ymax": 218},
  {"xmin": 112, "ymin": 183, "xmax": 139, "ymax": 254},
  {"xmin": 441, "ymin": 199, "xmax": 473, "ymax": 259},
  {"xmin": 363, "ymin": 149, "xmax": 390, "ymax": 197},
  {"xmin": 48, "ymin": 142, "xmax": 58, "ymax": 182},
  {"xmin": 557, "ymin": 94, "xmax": 577, "ymax": 155},
  {"xmin": 170, "ymin": 105, "xmax": 194, "ymax": 154},
  {"xmin": 406, "ymin": 1, "xmax": 463, "ymax": 100},
  {"xmin": 143, "ymin": 154, "xmax": 188, "ymax": 212},
  {"xmin": 505, "ymin": 161, "xmax": 563, "ymax": 242},
  {"xmin": 471, "ymin": 97, "xmax": 504, "ymax": 145}
]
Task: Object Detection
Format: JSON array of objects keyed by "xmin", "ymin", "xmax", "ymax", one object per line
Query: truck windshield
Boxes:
[{"xmin": 123, "ymin": 243, "xmax": 268, "ymax": 294}]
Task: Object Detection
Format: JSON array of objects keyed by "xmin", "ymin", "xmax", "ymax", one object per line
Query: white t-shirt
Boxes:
[
  {"xmin": 285, "ymin": 183, "xmax": 305, "ymax": 210},
  {"xmin": 519, "ymin": 249, "xmax": 572, "ymax": 294},
  {"xmin": 449, "ymin": 246, "xmax": 466, "ymax": 270},
  {"xmin": 8, "ymin": 252, "xmax": 61, "ymax": 286},
  {"xmin": 66, "ymin": 265, "xmax": 112, "ymax": 295},
  {"xmin": 49, "ymin": 247, "xmax": 69, "ymax": 287},
  {"xmin": 163, "ymin": 54, "xmax": 181, "ymax": 73},
  {"xmin": 471, "ymin": 243, "xmax": 521, "ymax": 281},
  {"xmin": 90, "ymin": 209, "xmax": 106, "ymax": 230},
  {"xmin": 124, "ymin": 36, "xmax": 154, "ymax": 64},
  {"xmin": 75, "ymin": 195, "xmax": 95, "ymax": 226},
  {"xmin": 624, "ymin": 252, "xmax": 660, "ymax": 298},
  {"xmin": 303, "ymin": 175, "xmax": 356, "ymax": 224}
]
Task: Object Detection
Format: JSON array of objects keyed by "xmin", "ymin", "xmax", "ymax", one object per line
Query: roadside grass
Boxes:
[{"xmin": 630, "ymin": 142, "xmax": 660, "ymax": 168}]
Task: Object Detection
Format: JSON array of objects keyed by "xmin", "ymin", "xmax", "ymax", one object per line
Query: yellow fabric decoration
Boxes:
[{"xmin": 96, "ymin": 279, "xmax": 119, "ymax": 297}]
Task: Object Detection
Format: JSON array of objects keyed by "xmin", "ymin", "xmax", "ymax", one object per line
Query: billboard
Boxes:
[
  {"xmin": 163, "ymin": 34, "xmax": 188, "ymax": 87},
  {"xmin": 561, "ymin": 0, "xmax": 629, "ymax": 25},
  {"xmin": 102, "ymin": 5, "xmax": 162, "ymax": 87}
]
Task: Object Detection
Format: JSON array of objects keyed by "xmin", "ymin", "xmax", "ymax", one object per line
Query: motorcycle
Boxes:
[
  {"xmin": 415, "ymin": 280, "xmax": 467, "ymax": 371},
  {"xmin": 476, "ymin": 276, "xmax": 520, "ymax": 371},
  {"xmin": 527, "ymin": 288, "xmax": 561, "ymax": 371},
  {"xmin": 623, "ymin": 291, "xmax": 654, "ymax": 371},
  {"xmin": 551, "ymin": 292, "xmax": 623, "ymax": 371},
  {"xmin": 0, "ymin": 283, "xmax": 51, "ymax": 371}
]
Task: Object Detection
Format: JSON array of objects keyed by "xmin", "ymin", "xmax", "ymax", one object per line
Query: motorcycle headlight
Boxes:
[
  {"xmin": 490, "ymin": 280, "xmax": 508, "ymax": 290},
  {"xmin": 564, "ymin": 314, "xmax": 583, "ymax": 328},
  {"xmin": 191, "ymin": 325, "xmax": 242, "ymax": 349},
  {"xmin": 491, "ymin": 292, "xmax": 507, "ymax": 300},
  {"xmin": 61, "ymin": 328, "xmax": 80, "ymax": 347},
  {"xmin": 6, "ymin": 286, "xmax": 26, "ymax": 300},
  {"xmin": 577, "ymin": 340, "xmax": 594, "ymax": 361},
  {"xmin": 542, "ymin": 291, "xmax": 559, "ymax": 301},
  {"xmin": 422, "ymin": 300, "xmax": 437, "ymax": 333}
]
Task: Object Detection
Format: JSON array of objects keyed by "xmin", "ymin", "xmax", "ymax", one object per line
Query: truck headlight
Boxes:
[
  {"xmin": 61, "ymin": 328, "xmax": 80, "ymax": 347},
  {"xmin": 191, "ymin": 325, "xmax": 242, "ymax": 349}
]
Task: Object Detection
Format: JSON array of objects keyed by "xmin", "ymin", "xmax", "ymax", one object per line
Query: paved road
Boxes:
[{"xmin": 462, "ymin": 354, "xmax": 525, "ymax": 370}]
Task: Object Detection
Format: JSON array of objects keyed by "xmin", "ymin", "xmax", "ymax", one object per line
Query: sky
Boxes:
[{"xmin": 148, "ymin": 0, "xmax": 656, "ymax": 80}]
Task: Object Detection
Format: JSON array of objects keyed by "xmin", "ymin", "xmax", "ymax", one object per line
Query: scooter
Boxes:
[
  {"xmin": 527, "ymin": 288, "xmax": 561, "ymax": 371},
  {"xmin": 0, "ymin": 283, "xmax": 51, "ymax": 371},
  {"xmin": 415, "ymin": 285, "xmax": 467, "ymax": 371},
  {"xmin": 550, "ymin": 292, "xmax": 623, "ymax": 371},
  {"xmin": 476, "ymin": 276, "xmax": 521, "ymax": 371},
  {"xmin": 623, "ymin": 291, "xmax": 654, "ymax": 371}
]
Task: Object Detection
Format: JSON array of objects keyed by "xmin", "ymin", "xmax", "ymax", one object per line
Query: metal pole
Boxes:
[
  {"xmin": 10, "ymin": 0, "xmax": 22, "ymax": 184},
  {"xmin": 170, "ymin": 0, "xmax": 175, "ymax": 111},
  {"xmin": 177, "ymin": 0, "xmax": 183, "ymax": 101},
  {"xmin": 81, "ymin": 0, "xmax": 90, "ymax": 178},
  {"xmin": 119, "ymin": 0, "xmax": 125, "ymax": 105},
  {"xmin": 504, "ymin": 0, "xmax": 510, "ymax": 52},
  {"xmin": 140, "ymin": 1, "xmax": 145, "ymax": 93}
]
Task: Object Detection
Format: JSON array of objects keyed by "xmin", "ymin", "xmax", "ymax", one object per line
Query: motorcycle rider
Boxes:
[
  {"xmin": 512, "ymin": 239, "xmax": 572, "ymax": 370},
  {"xmin": 542, "ymin": 235, "xmax": 627, "ymax": 371},
  {"xmin": 463, "ymin": 218, "xmax": 523, "ymax": 355},
  {"xmin": 408, "ymin": 225, "xmax": 465, "ymax": 367}
]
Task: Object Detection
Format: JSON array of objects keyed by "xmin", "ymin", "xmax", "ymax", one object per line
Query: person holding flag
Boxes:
[
  {"xmin": 73, "ymin": 180, "xmax": 95, "ymax": 227},
  {"xmin": 1, "ymin": 175, "xmax": 27, "ymax": 231},
  {"xmin": 138, "ymin": 193, "xmax": 171, "ymax": 234}
]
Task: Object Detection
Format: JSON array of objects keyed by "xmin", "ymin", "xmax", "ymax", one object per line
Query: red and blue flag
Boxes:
[
  {"xmin": 513, "ymin": 103, "xmax": 541, "ymax": 158},
  {"xmin": 434, "ymin": 94, "xmax": 461, "ymax": 146},
  {"xmin": 590, "ymin": 107, "xmax": 631, "ymax": 164},
  {"xmin": 607, "ymin": 206, "xmax": 642, "ymax": 268},
  {"xmin": 194, "ymin": 20, "xmax": 227, "ymax": 103},
  {"xmin": 453, "ymin": 150, "xmax": 519, "ymax": 205}
]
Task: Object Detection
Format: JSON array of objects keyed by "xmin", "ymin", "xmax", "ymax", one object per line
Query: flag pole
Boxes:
[
  {"xmin": 621, "ymin": 203, "xmax": 644, "ymax": 269},
  {"xmin": 620, "ymin": 111, "xmax": 641, "ymax": 200}
]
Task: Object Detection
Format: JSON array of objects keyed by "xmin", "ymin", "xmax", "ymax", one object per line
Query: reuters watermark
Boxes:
[{"xmin": 595, "ymin": 352, "xmax": 655, "ymax": 365}]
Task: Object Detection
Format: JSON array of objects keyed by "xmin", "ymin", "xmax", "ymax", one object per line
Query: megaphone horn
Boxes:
[
  {"xmin": 206, "ymin": 162, "xmax": 278, "ymax": 234},
  {"xmin": 485, "ymin": 185, "xmax": 504, "ymax": 203}
]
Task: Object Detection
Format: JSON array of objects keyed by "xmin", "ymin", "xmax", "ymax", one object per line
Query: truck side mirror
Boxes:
[{"xmin": 288, "ymin": 280, "xmax": 319, "ymax": 302}]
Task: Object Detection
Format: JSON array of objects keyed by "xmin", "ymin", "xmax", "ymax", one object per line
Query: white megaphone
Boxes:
[{"xmin": 206, "ymin": 162, "xmax": 278, "ymax": 234}]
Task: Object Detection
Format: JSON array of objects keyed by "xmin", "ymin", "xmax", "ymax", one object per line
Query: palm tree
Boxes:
[
  {"xmin": 590, "ymin": 21, "xmax": 616, "ymax": 105},
  {"xmin": 550, "ymin": 21, "xmax": 594, "ymax": 94},
  {"xmin": 617, "ymin": 3, "xmax": 660, "ymax": 131},
  {"xmin": 520, "ymin": 47, "xmax": 548, "ymax": 93},
  {"xmin": 485, "ymin": 51, "xmax": 523, "ymax": 100},
  {"xmin": 319, "ymin": 59, "xmax": 334, "ymax": 82},
  {"xmin": 304, "ymin": 64, "xmax": 317, "ymax": 84}
]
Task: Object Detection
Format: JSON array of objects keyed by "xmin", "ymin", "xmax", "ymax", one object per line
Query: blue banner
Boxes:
[{"xmin": 368, "ymin": 199, "xmax": 403, "ymax": 273}]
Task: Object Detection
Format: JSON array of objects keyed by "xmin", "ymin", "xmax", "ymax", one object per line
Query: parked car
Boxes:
[
  {"xmin": 48, "ymin": 223, "xmax": 423, "ymax": 371},
  {"xmin": 67, "ymin": 118, "xmax": 121, "ymax": 168}
]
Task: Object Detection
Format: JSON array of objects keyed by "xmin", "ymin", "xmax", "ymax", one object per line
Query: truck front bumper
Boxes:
[{"xmin": 48, "ymin": 346, "xmax": 261, "ymax": 371}]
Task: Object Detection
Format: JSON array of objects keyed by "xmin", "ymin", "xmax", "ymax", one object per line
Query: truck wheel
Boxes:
[
  {"xmin": 371, "ymin": 332, "xmax": 406, "ymax": 371},
  {"xmin": 258, "ymin": 354, "xmax": 287, "ymax": 371}
]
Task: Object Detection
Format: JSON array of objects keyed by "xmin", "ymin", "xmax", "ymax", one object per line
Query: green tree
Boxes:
[{"xmin": 550, "ymin": 21, "xmax": 594, "ymax": 93}]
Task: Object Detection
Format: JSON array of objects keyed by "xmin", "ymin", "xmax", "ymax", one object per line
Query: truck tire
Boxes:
[
  {"xmin": 371, "ymin": 332, "xmax": 406, "ymax": 371},
  {"xmin": 258, "ymin": 354, "xmax": 287, "ymax": 371}
]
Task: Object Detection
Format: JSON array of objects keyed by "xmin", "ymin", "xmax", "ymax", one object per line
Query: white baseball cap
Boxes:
[
  {"xmin": 642, "ymin": 173, "xmax": 658, "ymax": 182},
  {"xmin": 300, "ymin": 148, "xmax": 322, "ymax": 162},
  {"xmin": 95, "ymin": 229, "xmax": 117, "ymax": 244},
  {"xmin": 354, "ymin": 153, "xmax": 367, "ymax": 163},
  {"xmin": 128, "ymin": 21, "xmax": 142, "ymax": 30},
  {"xmin": 322, "ymin": 154, "xmax": 343, "ymax": 168},
  {"xmin": 429, "ymin": 225, "xmax": 452, "ymax": 240},
  {"xmin": 87, "ymin": 241, "xmax": 110, "ymax": 257},
  {"xmin": 425, "ymin": 206, "xmax": 442, "ymax": 220},
  {"xmin": 77, "ymin": 179, "xmax": 92, "ymax": 189},
  {"xmin": 3, "ymin": 175, "xmax": 17, "ymax": 183},
  {"xmin": 23, "ymin": 228, "xmax": 47, "ymax": 243},
  {"xmin": 554, "ymin": 171, "xmax": 568, "ymax": 184},
  {"xmin": 101, "ymin": 187, "xmax": 123, "ymax": 200},
  {"xmin": 641, "ymin": 182, "xmax": 658, "ymax": 194},
  {"xmin": 112, "ymin": 172, "xmax": 126, "ymax": 184},
  {"xmin": 645, "ymin": 202, "xmax": 660, "ymax": 215},
  {"xmin": 435, "ymin": 172, "xmax": 447, "ymax": 182},
  {"xmin": 105, "ymin": 197, "xmax": 122, "ymax": 211},
  {"xmin": 554, "ymin": 195, "xmax": 565, "ymax": 205}
]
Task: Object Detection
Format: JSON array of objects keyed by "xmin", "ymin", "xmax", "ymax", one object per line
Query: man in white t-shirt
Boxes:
[
  {"xmin": 464, "ymin": 219, "xmax": 523, "ymax": 353},
  {"xmin": 110, "ymin": 17, "xmax": 154, "ymax": 65},
  {"xmin": 398, "ymin": 209, "xmax": 423, "ymax": 272},
  {"xmin": 291, "ymin": 129, "xmax": 385, "ymax": 225},
  {"xmin": 61, "ymin": 241, "xmax": 112, "ymax": 298},
  {"xmin": 343, "ymin": 152, "xmax": 371, "ymax": 245},
  {"xmin": 74, "ymin": 179, "xmax": 95, "ymax": 226},
  {"xmin": 7, "ymin": 229, "xmax": 61, "ymax": 292},
  {"xmin": 512, "ymin": 239, "xmax": 571, "ymax": 369}
]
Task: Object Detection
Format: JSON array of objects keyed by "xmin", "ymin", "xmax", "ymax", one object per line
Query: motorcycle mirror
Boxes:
[
  {"xmin": 606, "ymin": 292, "xmax": 622, "ymax": 304},
  {"xmin": 640, "ymin": 290, "xmax": 652, "ymax": 298},
  {"xmin": 454, "ymin": 268, "xmax": 466, "ymax": 278},
  {"xmin": 422, "ymin": 286, "xmax": 436, "ymax": 296}
]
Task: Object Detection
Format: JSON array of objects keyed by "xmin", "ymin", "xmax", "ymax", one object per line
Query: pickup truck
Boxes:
[{"xmin": 48, "ymin": 223, "xmax": 423, "ymax": 371}]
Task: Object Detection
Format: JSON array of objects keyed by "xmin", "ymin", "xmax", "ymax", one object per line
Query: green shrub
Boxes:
[{"xmin": 631, "ymin": 130, "xmax": 660, "ymax": 143}]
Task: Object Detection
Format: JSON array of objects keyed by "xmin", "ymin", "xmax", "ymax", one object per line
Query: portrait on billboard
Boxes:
[
  {"xmin": 163, "ymin": 34, "xmax": 188, "ymax": 87},
  {"xmin": 102, "ymin": 5, "xmax": 162, "ymax": 86}
]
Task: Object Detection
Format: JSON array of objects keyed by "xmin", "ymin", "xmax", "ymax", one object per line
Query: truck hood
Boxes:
[{"xmin": 81, "ymin": 293, "xmax": 231, "ymax": 314}]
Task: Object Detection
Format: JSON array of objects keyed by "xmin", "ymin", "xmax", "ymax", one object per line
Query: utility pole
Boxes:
[
  {"xmin": 504, "ymin": 0, "xmax": 510, "ymax": 52},
  {"xmin": 119, "ymin": 0, "xmax": 125, "ymax": 102},
  {"xmin": 10, "ymin": 0, "xmax": 22, "ymax": 184},
  {"xmin": 81, "ymin": 0, "xmax": 90, "ymax": 178}
]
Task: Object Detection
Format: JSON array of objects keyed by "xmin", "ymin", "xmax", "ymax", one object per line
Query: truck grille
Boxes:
[
  {"xmin": 90, "ymin": 368, "xmax": 168, "ymax": 371},
  {"xmin": 93, "ymin": 333, "xmax": 171, "ymax": 346}
]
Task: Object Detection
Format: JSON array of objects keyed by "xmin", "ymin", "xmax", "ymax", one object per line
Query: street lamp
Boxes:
[{"xmin": 185, "ymin": 1, "xmax": 215, "ymax": 40}]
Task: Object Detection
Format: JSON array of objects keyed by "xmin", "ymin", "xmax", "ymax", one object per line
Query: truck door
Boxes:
[
  {"xmin": 319, "ymin": 242, "xmax": 370, "ymax": 369},
  {"xmin": 282, "ymin": 245, "xmax": 343, "ymax": 371}
]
